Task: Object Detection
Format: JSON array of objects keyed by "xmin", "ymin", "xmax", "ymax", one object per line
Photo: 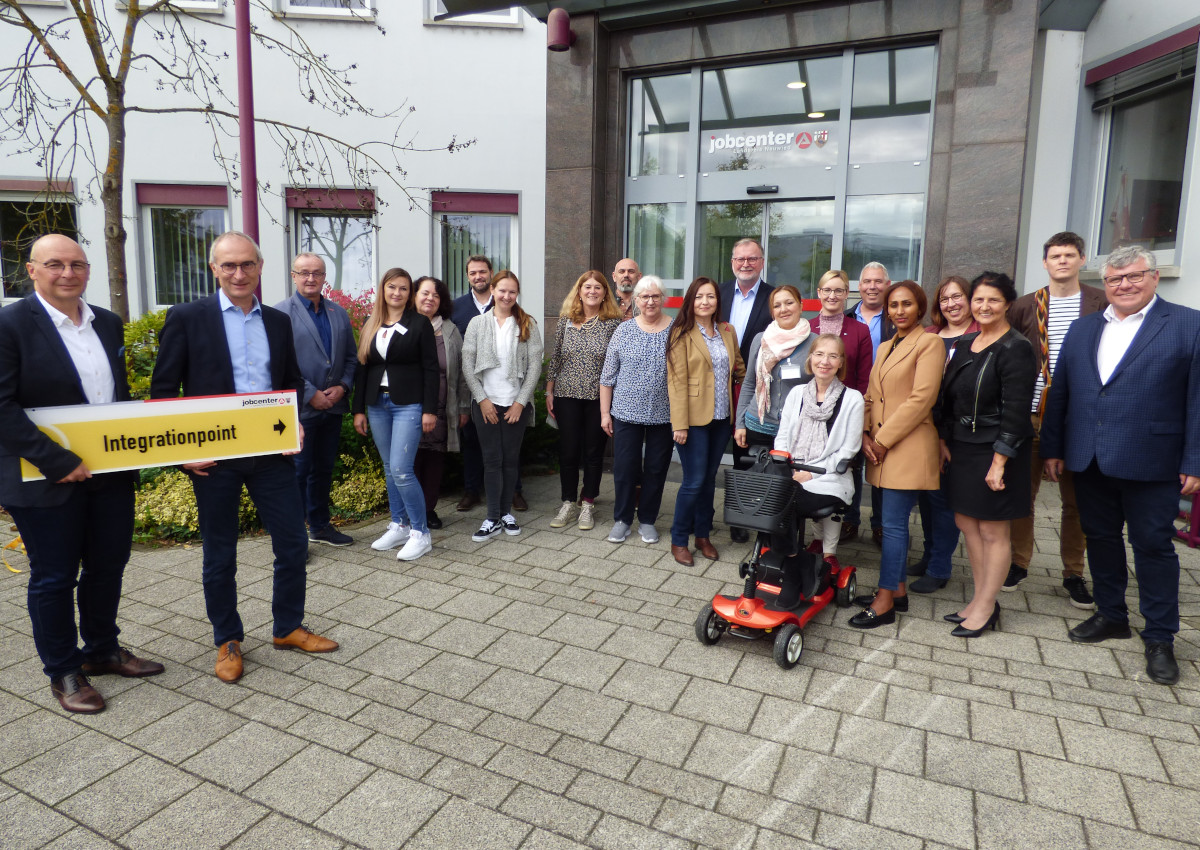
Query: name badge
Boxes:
[
  {"xmin": 780, "ymin": 365, "xmax": 802, "ymax": 381},
  {"xmin": 395, "ymin": 324, "xmax": 408, "ymax": 335}
]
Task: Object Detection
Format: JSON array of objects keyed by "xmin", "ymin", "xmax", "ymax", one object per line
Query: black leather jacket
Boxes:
[{"xmin": 935, "ymin": 328, "xmax": 1036, "ymax": 457}]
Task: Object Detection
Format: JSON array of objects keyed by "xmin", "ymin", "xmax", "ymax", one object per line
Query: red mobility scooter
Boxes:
[{"xmin": 694, "ymin": 447, "xmax": 857, "ymax": 669}]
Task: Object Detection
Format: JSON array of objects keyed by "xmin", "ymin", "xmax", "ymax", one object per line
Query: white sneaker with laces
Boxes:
[
  {"xmin": 371, "ymin": 521, "xmax": 410, "ymax": 551},
  {"xmin": 578, "ymin": 501, "xmax": 595, "ymax": 530},
  {"xmin": 397, "ymin": 530, "xmax": 432, "ymax": 561},
  {"xmin": 550, "ymin": 500, "xmax": 578, "ymax": 528}
]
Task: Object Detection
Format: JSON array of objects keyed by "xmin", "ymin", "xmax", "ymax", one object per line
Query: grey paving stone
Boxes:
[
  {"xmin": 1103, "ymin": 706, "xmax": 1198, "ymax": 745},
  {"xmin": 974, "ymin": 792, "xmax": 1089, "ymax": 850},
  {"xmin": 40, "ymin": 826, "xmax": 123, "ymax": 849},
  {"xmin": 347, "ymin": 636, "xmax": 439, "ymax": 682},
  {"xmin": 536, "ymin": 644, "xmax": 624, "ymax": 692},
  {"xmin": 409, "ymin": 692, "xmax": 490, "ymax": 730},
  {"xmin": 0, "ymin": 791, "xmax": 74, "ymax": 847},
  {"xmin": 181, "ymin": 721, "xmax": 307, "ymax": 792},
  {"xmin": 347, "ymin": 674, "xmax": 424, "ymax": 710},
  {"xmin": 518, "ymin": 828, "xmax": 592, "ymax": 850},
  {"xmin": 833, "ymin": 714, "xmax": 925, "ymax": 776},
  {"xmin": 476, "ymin": 714, "xmax": 561, "ymax": 755},
  {"xmin": 882, "ymin": 686, "xmax": 969, "ymax": 738},
  {"xmin": 292, "ymin": 681, "xmax": 371, "ymax": 719},
  {"xmin": 479, "ymin": 631, "xmax": 563, "ymax": 673},
  {"xmin": 323, "ymin": 593, "xmax": 403, "ymax": 628},
  {"xmin": 1020, "ymin": 752, "xmax": 1134, "ymax": 826},
  {"xmin": 500, "ymin": 783, "xmax": 601, "ymax": 841},
  {"xmin": 407, "ymin": 797, "xmax": 530, "ymax": 850},
  {"xmin": 245, "ymin": 743, "xmax": 374, "ymax": 821},
  {"xmin": 226, "ymin": 813, "xmax": 344, "ymax": 850},
  {"xmin": 467, "ymin": 667, "xmax": 561, "ymax": 720},
  {"xmin": 2, "ymin": 731, "xmax": 138, "ymax": 805},
  {"xmin": 748, "ymin": 695, "xmax": 841, "ymax": 752},
  {"xmin": 350, "ymin": 732, "xmax": 441, "ymax": 779},
  {"xmin": 434, "ymin": 588, "xmax": 513, "ymax": 623},
  {"xmin": 548, "ymin": 736, "xmax": 637, "ymax": 782},
  {"xmin": 416, "ymin": 722, "xmax": 504, "ymax": 767},
  {"xmin": 402, "ymin": 652, "xmax": 497, "ymax": 699},
  {"xmin": 1153, "ymin": 738, "xmax": 1200, "ymax": 790},
  {"xmin": 373, "ymin": 605, "xmax": 453, "ymax": 642},
  {"xmin": 1038, "ymin": 638, "xmax": 1127, "ymax": 677},
  {"xmin": 424, "ymin": 617, "xmax": 506, "ymax": 657},
  {"xmin": 598, "ymin": 625, "xmax": 679, "ymax": 666},
  {"xmin": 483, "ymin": 599, "xmax": 566, "ymax": 637},
  {"xmin": 653, "ymin": 799, "xmax": 759, "ymax": 850},
  {"xmin": 925, "ymin": 731, "xmax": 1023, "ymax": 799},
  {"xmin": 772, "ymin": 747, "xmax": 874, "ymax": 820},
  {"xmin": 587, "ymin": 814, "xmax": 693, "ymax": 850},
  {"xmin": 672, "ymin": 676, "xmax": 762, "ymax": 733},
  {"xmin": 605, "ymin": 704, "xmax": 702, "ymax": 767},
  {"xmin": 286, "ymin": 710, "xmax": 374, "ymax": 752},
  {"xmin": 716, "ymin": 786, "xmax": 817, "ymax": 842},
  {"xmin": 56, "ymin": 754, "xmax": 198, "ymax": 836},
  {"xmin": 565, "ymin": 769, "xmax": 664, "ymax": 825},
  {"xmin": 486, "ymin": 744, "xmax": 578, "ymax": 794},
  {"xmin": 1013, "ymin": 692, "xmax": 1105, "ymax": 725},
  {"xmin": 422, "ymin": 756, "xmax": 518, "ymax": 809},
  {"xmin": 539, "ymin": 614, "xmax": 621, "ymax": 650},
  {"xmin": 315, "ymin": 769, "xmax": 447, "ymax": 849},
  {"xmin": 1123, "ymin": 776, "xmax": 1200, "ymax": 844},
  {"xmin": 601, "ymin": 660, "xmax": 689, "ymax": 711},
  {"xmin": 683, "ymin": 725, "xmax": 784, "ymax": 794},
  {"xmin": 1058, "ymin": 718, "xmax": 1169, "ymax": 781},
  {"xmin": 970, "ymin": 702, "xmax": 1065, "ymax": 758},
  {"xmin": 870, "ymin": 769, "xmax": 974, "ymax": 848},
  {"xmin": 813, "ymin": 811, "xmax": 924, "ymax": 850},
  {"xmin": 753, "ymin": 826, "xmax": 823, "ymax": 850},
  {"xmin": 122, "ymin": 782, "xmax": 267, "ymax": 850},
  {"xmin": 1082, "ymin": 820, "xmax": 1200, "ymax": 850},
  {"xmin": 800, "ymin": 666, "xmax": 886, "ymax": 718}
]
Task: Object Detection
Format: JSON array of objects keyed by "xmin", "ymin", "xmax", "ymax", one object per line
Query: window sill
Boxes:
[
  {"xmin": 278, "ymin": 9, "xmax": 375, "ymax": 22},
  {"xmin": 422, "ymin": 18, "xmax": 522, "ymax": 29}
]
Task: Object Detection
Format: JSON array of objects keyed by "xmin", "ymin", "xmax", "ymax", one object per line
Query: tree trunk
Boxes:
[{"xmin": 102, "ymin": 106, "xmax": 128, "ymax": 321}]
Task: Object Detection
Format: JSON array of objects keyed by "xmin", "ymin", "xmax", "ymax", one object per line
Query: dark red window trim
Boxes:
[
  {"xmin": 136, "ymin": 183, "xmax": 229, "ymax": 207},
  {"xmin": 285, "ymin": 187, "xmax": 375, "ymax": 211},
  {"xmin": 431, "ymin": 191, "xmax": 518, "ymax": 215},
  {"xmin": 0, "ymin": 178, "xmax": 75, "ymax": 194},
  {"xmin": 1085, "ymin": 25, "xmax": 1200, "ymax": 86}
]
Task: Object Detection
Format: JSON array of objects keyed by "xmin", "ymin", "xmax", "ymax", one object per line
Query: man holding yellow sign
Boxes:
[
  {"xmin": 152, "ymin": 231, "xmax": 338, "ymax": 684},
  {"xmin": 0, "ymin": 234, "xmax": 163, "ymax": 714}
]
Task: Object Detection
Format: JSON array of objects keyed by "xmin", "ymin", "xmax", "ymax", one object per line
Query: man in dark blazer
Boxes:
[
  {"xmin": 275, "ymin": 253, "xmax": 357, "ymax": 547},
  {"xmin": 1042, "ymin": 245, "xmax": 1200, "ymax": 686},
  {"xmin": 152, "ymin": 231, "xmax": 338, "ymax": 684},
  {"xmin": 0, "ymin": 234, "xmax": 163, "ymax": 713}
]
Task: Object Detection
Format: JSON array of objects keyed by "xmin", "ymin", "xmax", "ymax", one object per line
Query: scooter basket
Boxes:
[{"xmin": 723, "ymin": 467, "xmax": 799, "ymax": 539}]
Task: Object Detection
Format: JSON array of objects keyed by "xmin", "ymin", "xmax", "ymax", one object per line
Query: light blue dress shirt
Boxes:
[
  {"xmin": 854, "ymin": 302, "xmax": 883, "ymax": 355},
  {"xmin": 219, "ymin": 289, "xmax": 272, "ymax": 393},
  {"xmin": 728, "ymin": 279, "xmax": 761, "ymax": 346}
]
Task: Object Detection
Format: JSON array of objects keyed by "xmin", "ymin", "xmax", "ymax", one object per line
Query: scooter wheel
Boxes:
[
  {"xmin": 835, "ymin": 571, "xmax": 857, "ymax": 608},
  {"xmin": 772, "ymin": 624, "xmax": 803, "ymax": 669},
  {"xmin": 694, "ymin": 604, "xmax": 723, "ymax": 646}
]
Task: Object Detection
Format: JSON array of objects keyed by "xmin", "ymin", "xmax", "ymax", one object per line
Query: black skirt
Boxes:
[{"xmin": 945, "ymin": 439, "xmax": 1031, "ymax": 521}]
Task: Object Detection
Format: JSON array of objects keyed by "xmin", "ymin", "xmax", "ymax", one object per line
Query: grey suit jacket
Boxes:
[{"xmin": 275, "ymin": 292, "xmax": 358, "ymax": 420}]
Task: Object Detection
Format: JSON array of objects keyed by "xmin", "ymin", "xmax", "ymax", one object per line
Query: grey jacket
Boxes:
[
  {"xmin": 461, "ymin": 311, "xmax": 543, "ymax": 412},
  {"xmin": 440, "ymin": 322, "xmax": 471, "ymax": 452},
  {"xmin": 735, "ymin": 331, "xmax": 814, "ymax": 433},
  {"xmin": 275, "ymin": 292, "xmax": 357, "ymax": 421}
]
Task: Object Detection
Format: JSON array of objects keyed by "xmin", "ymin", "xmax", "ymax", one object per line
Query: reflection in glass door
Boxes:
[{"xmin": 698, "ymin": 199, "xmax": 835, "ymax": 299}]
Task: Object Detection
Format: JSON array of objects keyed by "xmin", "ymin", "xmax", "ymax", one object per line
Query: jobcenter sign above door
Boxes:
[{"xmin": 20, "ymin": 392, "xmax": 301, "ymax": 481}]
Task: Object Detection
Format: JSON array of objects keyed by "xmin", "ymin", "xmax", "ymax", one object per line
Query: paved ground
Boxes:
[{"xmin": 1, "ymin": 473, "xmax": 1198, "ymax": 850}]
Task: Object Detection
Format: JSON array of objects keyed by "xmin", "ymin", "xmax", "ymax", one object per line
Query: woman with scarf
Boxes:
[{"xmin": 773, "ymin": 334, "xmax": 864, "ymax": 567}]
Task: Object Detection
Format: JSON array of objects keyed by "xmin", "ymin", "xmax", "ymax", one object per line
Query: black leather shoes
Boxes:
[
  {"xmin": 1144, "ymin": 643, "xmax": 1180, "ymax": 685},
  {"xmin": 427, "ymin": 511, "xmax": 443, "ymax": 530},
  {"xmin": 909, "ymin": 575, "xmax": 948, "ymax": 594},
  {"xmin": 852, "ymin": 591, "xmax": 908, "ymax": 612},
  {"xmin": 848, "ymin": 606, "xmax": 896, "ymax": 629},
  {"xmin": 82, "ymin": 648, "xmax": 165, "ymax": 678},
  {"xmin": 1068, "ymin": 612, "xmax": 1133, "ymax": 643},
  {"xmin": 50, "ymin": 672, "xmax": 105, "ymax": 714},
  {"xmin": 730, "ymin": 527, "xmax": 749, "ymax": 543}
]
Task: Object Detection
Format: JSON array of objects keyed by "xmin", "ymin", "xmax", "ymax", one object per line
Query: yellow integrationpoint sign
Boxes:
[{"xmin": 20, "ymin": 392, "xmax": 301, "ymax": 481}]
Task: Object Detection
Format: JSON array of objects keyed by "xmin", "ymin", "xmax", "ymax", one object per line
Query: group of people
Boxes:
[{"xmin": 2, "ymin": 228, "xmax": 1196, "ymax": 717}]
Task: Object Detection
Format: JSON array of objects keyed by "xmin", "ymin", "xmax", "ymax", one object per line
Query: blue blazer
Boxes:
[
  {"xmin": 0, "ymin": 295, "xmax": 135, "ymax": 508},
  {"xmin": 150, "ymin": 293, "xmax": 304, "ymax": 400},
  {"xmin": 1040, "ymin": 297, "xmax": 1200, "ymax": 482},
  {"xmin": 451, "ymin": 291, "xmax": 491, "ymax": 338},
  {"xmin": 274, "ymin": 292, "xmax": 357, "ymax": 421}
]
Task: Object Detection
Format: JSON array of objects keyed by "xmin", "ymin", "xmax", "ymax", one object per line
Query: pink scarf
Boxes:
[{"xmin": 756, "ymin": 319, "xmax": 812, "ymax": 421}]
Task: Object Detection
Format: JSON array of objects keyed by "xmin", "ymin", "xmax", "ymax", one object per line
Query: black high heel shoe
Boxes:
[
  {"xmin": 951, "ymin": 602, "xmax": 1000, "ymax": 638},
  {"xmin": 943, "ymin": 612, "xmax": 965, "ymax": 624}
]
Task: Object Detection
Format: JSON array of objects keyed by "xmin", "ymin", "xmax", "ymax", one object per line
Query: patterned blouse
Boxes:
[
  {"xmin": 600, "ymin": 320, "xmax": 671, "ymax": 425},
  {"xmin": 700, "ymin": 323, "xmax": 731, "ymax": 420},
  {"xmin": 547, "ymin": 316, "xmax": 621, "ymax": 400}
]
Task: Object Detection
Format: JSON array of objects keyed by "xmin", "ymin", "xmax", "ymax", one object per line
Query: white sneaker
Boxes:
[
  {"xmin": 639, "ymin": 524, "xmax": 659, "ymax": 544},
  {"xmin": 371, "ymin": 521, "xmax": 410, "ymax": 551},
  {"xmin": 500, "ymin": 514, "xmax": 521, "ymax": 536},
  {"xmin": 550, "ymin": 500, "xmax": 578, "ymax": 528},
  {"xmin": 578, "ymin": 501, "xmax": 595, "ymax": 531},
  {"xmin": 472, "ymin": 519, "xmax": 502, "ymax": 542},
  {"xmin": 397, "ymin": 529, "xmax": 432, "ymax": 561},
  {"xmin": 607, "ymin": 521, "xmax": 631, "ymax": 543}
]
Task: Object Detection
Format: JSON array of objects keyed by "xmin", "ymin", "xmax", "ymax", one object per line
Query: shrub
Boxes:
[
  {"xmin": 324, "ymin": 286, "xmax": 374, "ymax": 338},
  {"xmin": 330, "ymin": 450, "xmax": 388, "ymax": 518},
  {"xmin": 125, "ymin": 309, "xmax": 168, "ymax": 400},
  {"xmin": 135, "ymin": 469, "xmax": 259, "ymax": 540}
]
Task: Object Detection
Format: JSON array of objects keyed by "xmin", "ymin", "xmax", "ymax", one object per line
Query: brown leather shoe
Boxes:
[
  {"xmin": 511, "ymin": 491, "xmax": 528, "ymax": 512},
  {"xmin": 273, "ymin": 626, "xmax": 339, "ymax": 653},
  {"xmin": 695, "ymin": 537, "xmax": 719, "ymax": 561},
  {"xmin": 82, "ymin": 648, "xmax": 164, "ymax": 678},
  {"xmin": 456, "ymin": 491, "xmax": 481, "ymax": 511},
  {"xmin": 872, "ymin": 528, "xmax": 884, "ymax": 548},
  {"xmin": 671, "ymin": 544, "xmax": 694, "ymax": 566},
  {"xmin": 50, "ymin": 672, "xmax": 105, "ymax": 714},
  {"xmin": 215, "ymin": 640, "xmax": 243, "ymax": 683},
  {"xmin": 839, "ymin": 523, "xmax": 859, "ymax": 543}
]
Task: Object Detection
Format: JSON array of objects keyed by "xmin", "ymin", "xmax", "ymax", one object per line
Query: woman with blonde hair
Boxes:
[{"xmin": 545, "ymin": 270, "xmax": 623, "ymax": 531}]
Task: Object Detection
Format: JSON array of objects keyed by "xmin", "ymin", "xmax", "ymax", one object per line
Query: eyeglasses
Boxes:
[
  {"xmin": 218, "ymin": 261, "xmax": 260, "ymax": 274},
  {"xmin": 812, "ymin": 352, "xmax": 843, "ymax": 361},
  {"xmin": 1102, "ymin": 270, "xmax": 1155, "ymax": 287},
  {"xmin": 637, "ymin": 293, "xmax": 663, "ymax": 302},
  {"xmin": 817, "ymin": 288, "xmax": 848, "ymax": 297},
  {"xmin": 291, "ymin": 270, "xmax": 326, "ymax": 279},
  {"xmin": 732, "ymin": 256, "xmax": 763, "ymax": 265},
  {"xmin": 939, "ymin": 293, "xmax": 965, "ymax": 304},
  {"xmin": 35, "ymin": 261, "xmax": 90, "ymax": 274}
]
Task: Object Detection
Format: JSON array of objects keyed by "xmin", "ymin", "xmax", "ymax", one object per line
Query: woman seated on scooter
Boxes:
[{"xmin": 773, "ymin": 334, "xmax": 864, "ymax": 570}]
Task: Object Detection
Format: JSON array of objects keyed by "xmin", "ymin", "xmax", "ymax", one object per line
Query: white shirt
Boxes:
[
  {"xmin": 1032, "ymin": 291, "xmax": 1082, "ymax": 411},
  {"xmin": 1097, "ymin": 295, "xmax": 1156, "ymax": 385},
  {"xmin": 728, "ymin": 278, "xmax": 762, "ymax": 344},
  {"xmin": 481, "ymin": 315, "xmax": 518, "ymax": 406},
  {"xmin": 35, "ymin": 293, "xmax": 115, "ymax": 405},
  {"xmin": 472, "ymin": 292, "xmax": 493, "ymax": 315}
]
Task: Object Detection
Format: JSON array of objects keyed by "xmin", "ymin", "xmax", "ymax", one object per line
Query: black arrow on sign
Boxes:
[{"xmin": 274, "ymin": 420, "xmax": 286, "ymax": 435}]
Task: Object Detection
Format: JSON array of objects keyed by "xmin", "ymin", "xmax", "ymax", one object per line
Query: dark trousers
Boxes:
[
  {"xmin": 919, "ymin": 481, "xmax": 959, "ymax": 579},
  {"xmin": 471, "ymin": 403, "xmax": 528, "ymax": 521},
  {"xmin": 1073, "ymin": 461, "xmax": 1181, "ymax": 644},
  {"xmin": 554, "ymin": 396, "xmax": 607, "ymax": 502},
  {"xmin": 846, "ymin": 465, "xmax": 883, "ymax": 530},
  {"xmin": 671, "ymin": 418, "xmax": 729, "ymax": 546},
  {"xmin": 414, "ymin": 447, "xmax": 445, "ymax": 513},
  {"xmin": 190, "ymin": 455, "xmax": 308, "ymax": 646},
  {"xmin": 460, "ymin": 418, "xmax": 485, "ymax": 496},
  {"xmin": 8, "ymin": 477, "xmax": 134, "ymax": 679},
  {"xmin": 612, "ymin": 419, "xmax": 673, "ymax": 525},
  {"xmin": 294, "ymin": 411, "xmax": 343, "ymax": 530}
]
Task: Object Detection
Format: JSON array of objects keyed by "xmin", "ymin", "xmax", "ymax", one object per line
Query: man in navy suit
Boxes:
[
  {"xmin": 275, "ymin": 253, "xmax": 357, "ymax": 547},
  {"xmin": 1042, "ymin": 244, "xmax": 1200, "ymax": 685},
  {"xmin": 0, "ymin": 234, "xmax": 163, "ymax": 713},
  {"xmin": 152, "ymin": 231, "xmax": 338, "ymax": 684}
]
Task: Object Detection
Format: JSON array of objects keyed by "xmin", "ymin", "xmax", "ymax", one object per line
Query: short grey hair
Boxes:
[
  {"xmin": 1103, "ymin": 245, "xmax": 1157, "ymax": 274},
  {"xmin": 632, "ymin": 275, "xmax": 664, "ymax": 300},
  {"xmin": 731, "ymin": 238, "xmax": 763, "ymax": 257},
  {"xmin": 291, "ymin": 252, "xmax": 325, "ymax": 271},
  {"xmin": 860, "ymin": 261, "xmax": 889, "ymax": 279},
  {"xmin": 209, "ymin": 231, "xmax": 264, "ymax": 265}
]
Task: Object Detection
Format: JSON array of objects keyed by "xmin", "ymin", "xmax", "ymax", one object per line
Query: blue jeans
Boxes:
[
  {"xmin": 612, "ymin": 419, "xmax": 673, "ymax": 525},
  {"xmin": 190, "ymin": 455, "xmax": 309, "ymax": 645},
  {"xmin": 878, "ymin": 488, "xmax": 923, "ymax": 591},
  {"xmin": 922, "ymin": 480, "xmax": 960, "ymax": 580},
  {"xmin": 846, "ymin": 464, "xmax": 883, "ymax": 530},
  {"xmin": 671, "ymin": 418, "xmax": 729, "ymax": 547},
  {"xmin": 294, "ymin": 411, "xmax": 343, "ymax": 529},
  {"xmin": 1074, "ymin": 462, "xmax": 1180, "ymax": 644},
  {"xmin": 367, "ymin": 397, "xmax": 428, "ymax": 533}
]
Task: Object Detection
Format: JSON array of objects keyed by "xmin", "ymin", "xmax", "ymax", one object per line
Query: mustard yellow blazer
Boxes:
[
  {"xmin": 863, "ymin": 330, "xmax": 944, "ymax": 491},
  {"xmin": 666, "ymin": 323, "xmax": 746, "ymax": 431}
]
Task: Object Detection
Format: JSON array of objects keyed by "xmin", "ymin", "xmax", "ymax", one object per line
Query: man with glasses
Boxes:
[
  {"xmin": 613, "ymin": 257, "xmax": 642, "ymax": 320},
  {"xmin": 1041, "ymin": 244, "xmax": 1200, "ymax": 685},
  {"xmin": 1007, "ymin": 232, "xmax": 1105, "ymax": 606},
  {"xmin": 152, "ymin": 231, "xmax": 339, "ymax": 683},
  {"xmin": 0, "ymin": 234, "xmax": 164, "ymax": 713},
  {"xmin": 719, "ymin": 239, "xmax": 775, "ymax": 540},
  {"xmin": 276, "ymin": 253, "xmax": 357, "ymax": 547}
]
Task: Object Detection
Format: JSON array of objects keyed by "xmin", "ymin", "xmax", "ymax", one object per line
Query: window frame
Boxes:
[
  {"xmin": 425, "ymin": 1, "xmax": 521, "ymax": 27},
  {"xmin": 287, "ymin": 187, "xmax": 378, "ymax": 295},
  {"xmin": 275, "ymin": 0, "xmax": 375, "ymax": 23},
  {"xmin": 136, "ymin": 184, "xmax": 230, "ymax": 310},
  {"xmin": 0, "ymin": 186, "xmax": 79, "ymax": 302},
  {"xmin": 431, "ymin": 191, "xmax": 520, "ymax": 299}
]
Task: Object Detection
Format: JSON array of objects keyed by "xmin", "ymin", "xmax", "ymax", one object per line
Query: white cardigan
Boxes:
[{"xmin": 773, "ymin": 384, "xmax": 864, "ymax": 504}]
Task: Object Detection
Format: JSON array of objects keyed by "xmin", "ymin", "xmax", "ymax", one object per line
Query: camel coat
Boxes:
[
  {"xmin": 667, "ymin": 322, "xmax": 746, "ymax": 431},
  {"xmin": 863, "ymin": 330, "xmax": 944, "ymax": 491}
]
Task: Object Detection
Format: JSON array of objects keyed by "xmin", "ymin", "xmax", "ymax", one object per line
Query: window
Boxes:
[
  {"xmin": 277, "ymin": 0, "xmax": 373, "ymax": 20},
  {"xmin": 0, "ymin": 195, "xmax": 77, "ymax": 300},
  {"xmin": 433, "ymin": 191, "xmax": 518, "ymax": 298},
  {"xmin": 288, "ymin": 188, "xmax": 376, "ymax": 294},
  {"xmin": 849, "ymin": 46, "xmax": 935, "ymax": 165},
  {"xmin": 426, "ymin": 1, "xmax": 521, "ymax": 25},
  {"xmin": 137, "ymin": 184, "xmax": 228, "ymax": 307},
  {"xmin": 1090, "ymin": 43, "xmax": 1196, "ymax": 258},
  {"xmin": 627, "ymin": 203, "xmax": 686, "ymax": 282},
  {"xmin": 842, "ymin": 194, "xmax": 925, "ymax": 283},
  {"xmin": 631, "ymin": 74, "xmax": 691, "ymax": 177}
]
